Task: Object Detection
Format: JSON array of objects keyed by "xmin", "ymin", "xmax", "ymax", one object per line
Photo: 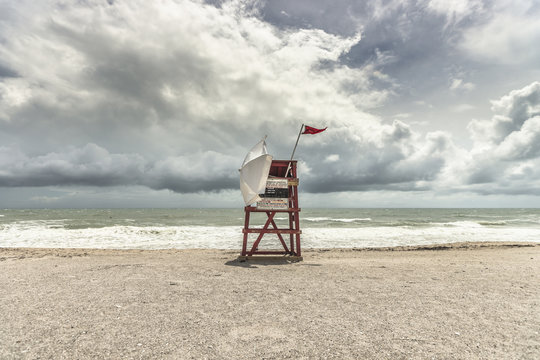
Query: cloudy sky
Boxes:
[{"xmin": 1, "ymin": 0, "xmax": 540, "ymax": 208}]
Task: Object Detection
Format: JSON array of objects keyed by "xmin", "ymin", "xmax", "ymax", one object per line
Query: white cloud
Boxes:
[
  {"xmin": 460, "ymin": 2, "xmax": 540, "ymax": 64},
  {"xmin": 0, "ymin": 0, "xmax": 376, "ymax": 149},
  {"xmin": 324, "ymin": 154, "xmax": 340, "ymax": 163},
  {"xmin": 425, "ymin": 0, "xmax": 484, "ymax": 26},
  {"xmin": 496, "ymin": 117, "xmax": 540, "ymax": 161},
  {"xmin": 462, "ymin": 81, "xmax": 540, "ymax": 192},
  {"xmin": 450, "ymin": 78, "xmax": 475, "ymax": 92},
  {"xmin": 486, "ymin": 81, "xmax": 540, "ymax": 142}
]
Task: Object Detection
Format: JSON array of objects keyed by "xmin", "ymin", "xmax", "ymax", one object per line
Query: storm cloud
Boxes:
[{"xmin": 0, "ymin": 0, "xmax": 539, "ymax": 207}]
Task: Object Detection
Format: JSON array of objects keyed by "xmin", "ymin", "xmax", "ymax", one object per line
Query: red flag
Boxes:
[{"xmin": 302, "ymin": 125, "xmax": 327, "ymax": 134}]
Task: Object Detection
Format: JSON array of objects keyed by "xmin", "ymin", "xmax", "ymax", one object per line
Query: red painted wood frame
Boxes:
[{"xmin": 241, "ymin": 160, "xmax": 301, "ymax": 257}]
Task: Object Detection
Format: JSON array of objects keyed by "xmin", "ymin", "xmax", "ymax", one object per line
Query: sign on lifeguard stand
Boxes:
[{"xmin": 240, "ymin": 160, "xmax": 302, "ymax": 260}]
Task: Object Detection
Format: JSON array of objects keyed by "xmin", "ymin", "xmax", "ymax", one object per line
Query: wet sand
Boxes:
[{"xmin": 1, "ymin": 242, "xmax": 539, "ymax": 359}]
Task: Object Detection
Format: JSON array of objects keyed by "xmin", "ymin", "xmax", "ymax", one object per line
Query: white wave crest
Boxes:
[
  {"xmin": 1, "ymin": 224, "xmax": 242, "ymax": 249},
  {"xmin": 304, "ymin": 217, "xmax": 372, "ymax": 222},
  {"xmin": 1, "ymin": 222, "xmax": 539, "ymax": 249}
]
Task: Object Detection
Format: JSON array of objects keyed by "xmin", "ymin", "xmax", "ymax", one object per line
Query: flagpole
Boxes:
[{"xmin": 286, "ymin": 123, "xmax": 304, "ymax": 177}]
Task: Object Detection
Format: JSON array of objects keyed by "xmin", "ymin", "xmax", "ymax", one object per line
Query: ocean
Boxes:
[{"xmin": 1, "ymin": 208, "xmax": 539, "ymax": 250}]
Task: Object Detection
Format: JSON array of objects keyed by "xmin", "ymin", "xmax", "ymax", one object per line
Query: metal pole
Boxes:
[{"xmin": 286, "ymin": 123, "xmax": 304, "ymax": 177}]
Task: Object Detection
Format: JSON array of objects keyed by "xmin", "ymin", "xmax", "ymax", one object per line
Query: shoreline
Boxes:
[
  {"xmin": 1, "ymin": 241, "xmax": 538, "ymax": 258},
  {"xmin": 1, "ymin": 242, "xmax": 539, "ymax": 359}
]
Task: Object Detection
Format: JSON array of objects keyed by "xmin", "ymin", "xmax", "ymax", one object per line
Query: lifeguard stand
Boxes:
[{"xmin": 240, "ymin": 160, "xmax": 302, "ymax": 260}]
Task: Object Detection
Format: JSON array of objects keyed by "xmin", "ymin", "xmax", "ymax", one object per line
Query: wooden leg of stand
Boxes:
[
  {"xmin": 289, "ymin": 212, "xmax": 294, "ymax": 255},
  {"xmin": 241, "ymin": 209, "xmax": 250, "ymax": 256},
  {"xmin": 294, "ymin": 210, "xmax": 301, "ymax": 256}
]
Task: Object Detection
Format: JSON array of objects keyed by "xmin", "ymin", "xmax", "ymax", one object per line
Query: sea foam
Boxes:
[{"xmin": 2, "ymin": 222, "xmax": 539, "ymax": 250}]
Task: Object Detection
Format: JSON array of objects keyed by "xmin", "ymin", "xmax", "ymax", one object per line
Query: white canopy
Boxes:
[{"xmin": 239, "ymin": 138, "xmax": 272, "ymax": 206}]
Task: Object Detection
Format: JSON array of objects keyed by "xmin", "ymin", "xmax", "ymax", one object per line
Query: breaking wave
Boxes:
[
  {"xmin": 304, "ymin": 217, "xmax": 372, "ymax": 223},
  {"xmin": 1, "ymin": 208, "xmax": 539, "ymax": 249},
  {"xmin": 2, "ymin": 221, "xmax": 539, "ymax": 250}
]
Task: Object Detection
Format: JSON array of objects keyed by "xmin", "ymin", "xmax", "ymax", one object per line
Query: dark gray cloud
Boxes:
[
  {"xmin": 0, "ymin": 0, "xmax": 539, "ymax": 207},
  {"xmin": 300, "ymin": 126, "xmax": 452, "ymax": 193},
  {"xmin": 260, "ymin": 0, "xmax": 361, "ymax": 37},
  {"xmin": 0, "ymin": 63, "xmax": 18, "ymax": 78},
  {"xmin": 0, "ymin": 143, "xmax": 239, "ymax": 192},
  {"xmin": 260, "ymin": 0, "xmax": 489, "ymax": 98}
]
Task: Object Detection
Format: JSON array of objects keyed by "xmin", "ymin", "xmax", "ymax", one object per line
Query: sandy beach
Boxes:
[{"xmin": 1, "ymin": 242, "xmax": 539, "ymax": 359}]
